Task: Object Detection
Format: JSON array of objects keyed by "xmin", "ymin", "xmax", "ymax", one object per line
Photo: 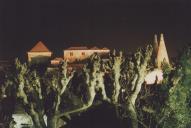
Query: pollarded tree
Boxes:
[
  {"xmin": 65, "ymin": 53, "xmax": 109, "ymax": 112},
  {"xmin": 42, "ymin": 60, "xmax": 74, "ymax": 128},
  {"xmin": 105, "ymin": 45, "xmax": 153, "ymax": 128},
  {"xmin": 122, "ymin": 45, "xmax": 153, "ymax": 128},
  {"xmin": 9, "ymin": 59, "xmax": 75, "ymax": 128},
  {"xmin": 103, "ymin": 49, "xmax": 124, "ymax": 103},
  {"xmin": 4, "ymin": 59, "xmax": 79, "ymax": 128},
  {"xmin": 57, "ymin": 54, "xmax": 110, "ymax": 123},
  {"xmin": 5, "ymin": 55, "xmax": 111, "ymax": 128}
]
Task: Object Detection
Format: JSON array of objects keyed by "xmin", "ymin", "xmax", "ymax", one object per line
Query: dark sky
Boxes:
[{"xmin": 0, "ymin": 0, "xmax": 191, "ymax": 60}]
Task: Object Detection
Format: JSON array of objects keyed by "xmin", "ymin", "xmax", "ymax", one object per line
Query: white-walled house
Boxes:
[
  {"xmin": 27, "ymin": 41, "xmax": 52, "ymax": 64},
  {"xmin": 63, "ymin": 46, "xmax": 110, "ymax": 63}
]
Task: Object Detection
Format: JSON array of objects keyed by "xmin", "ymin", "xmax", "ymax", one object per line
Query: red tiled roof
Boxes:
[
  {"xmin": 66, "ymin": 46, "xmax": 110, "ymax": 50},
  {"xmin": 66, "ymin": 46, "xmax": 88, "ymax": 50},
  {"xmin": 52, "ymin": 57, "xmax": 64, "ymax": 61},
  {"xmin": 29, "ymin": 41, "xmax": 51, "ymax": 52},
  {"xmin": 90, "ymin": 46, "xmax": 99, "ymax": 50},
  {"xmin": 102, "ymin": 47, "xmax": 110, "ymax": 50}
]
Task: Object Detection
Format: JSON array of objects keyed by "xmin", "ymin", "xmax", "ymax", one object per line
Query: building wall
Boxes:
[
  {"xmin": 51, "ymin": 60, "xmax": 60, "ymax": 65},
  {"xmin": 144, "ymin": 69, "xmax": 163, "ymax": 85},
  {"xmin": 64, "ymin": 49, "xmax": 110, "ymax": 62},
  {"xmin": 27, "ymin": 52, "xmax": 52, "ymax": 63},
  {"xmin": 51, "ymin": 58, "xmax": 64, "ymax": 65}
]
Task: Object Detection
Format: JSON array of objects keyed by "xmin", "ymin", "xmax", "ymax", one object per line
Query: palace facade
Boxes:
[
  {"xmin": 26, "ymin": 33, "xmax": 170, "ymax": 84},
  {"xmin": 63, "ymin": 46, "xmax": 110, "ymax": 63}
]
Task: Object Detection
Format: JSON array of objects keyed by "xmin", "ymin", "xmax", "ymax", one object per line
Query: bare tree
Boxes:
[
  {"xmin": 9, "ymin": 59, "xmax": 74, "ymax": 128},
  {"xmin": 4, "ymin": 55, "xmax": 111, "ymax": 128},
  {"xmin": 105, "ymin": 45, "xmax": 153, "ymax": 128},
  {"xmin": 103, "ymin": 50, "xmax": 123, "ymax": 103},
  {"xmin": 121, "ymin": 45, "xmax": 153, "ymax": 128},
  {"xmin": 62, "ymin": 54, "xmax": 110, "ymax": 116},
  {"xmin": 3, "ymin": 44, "xmax": 152, "ymax": 128},
  {"xmin": 43, "ymin": 60, "xmax": 74, "ymax": 128}
]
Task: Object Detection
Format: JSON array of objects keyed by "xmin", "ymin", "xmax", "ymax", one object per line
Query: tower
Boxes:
[
  {"xmin": 156, "ymin": 33, "xmax": 169, "ymax": 68},
  {"xmin": 153, "ymin": 34, "xmax": 158, "ymax": 56},
  {"xmin": 153, "ymin": 34, "xmax": 159, "ymax": 67}
]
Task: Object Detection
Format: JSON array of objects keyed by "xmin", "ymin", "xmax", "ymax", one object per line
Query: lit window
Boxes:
[
  {"xmin": 82, "ymin": 52, "xmax": 85, "ymax": 56},
  {"xmin": 70, "ymin": 52, "xmax": 73, "ymax": 56}
]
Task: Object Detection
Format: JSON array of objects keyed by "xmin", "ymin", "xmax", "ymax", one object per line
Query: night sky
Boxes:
[{"xmin": 0, "ymin": 0, "xmax": 191, "ymax": 60}]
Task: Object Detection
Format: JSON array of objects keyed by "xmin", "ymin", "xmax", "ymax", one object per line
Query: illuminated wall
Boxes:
[
  {"xmin": 64, "ymin": 49, "xmax": 110, "ymax": 63},
  {"xmin": 51, "ymin": 57, "xmax": 64, "ymax": 65},
  {"xmin": 144, "ymin": 69, "xmax": 163, "ymax": 85},
  {"xmin": 27, "ymin": 41, "xmax": 52, "ymax": 64},
  {"xmin": 156, "ymin": 34, "xmax": 170, "ymax": 68},
  {"xmin": 27, "ymin": 52, "xmax": 52, "ymax": 63}
]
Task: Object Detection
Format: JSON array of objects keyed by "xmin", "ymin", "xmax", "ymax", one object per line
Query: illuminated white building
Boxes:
[
  {"xmin": 27, "ymin": 41, "xmax": 52, "ymax": 64},
  {"xmin": 144, "ymin": 33, "xmax": 170, "ymax": 85},
  {"xmin": 63, "ymin": 46, "xmax": 110, "ymax": 63}
]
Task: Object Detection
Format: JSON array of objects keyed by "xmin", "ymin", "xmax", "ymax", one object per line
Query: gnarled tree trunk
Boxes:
[
  {"xmin": 30, "ymin": 112, "xmax": 46, "ymax": 128},
  {"xmin": 110, "ymin": 45, "xmax": 153, "ymax": 128},
  {"xmin": 126, "ymin": 100, "xmax": 138, "ymax": 128},
  {"xmin": 47, "ymin": 115, "xmax": 58, "ymax": 128}
]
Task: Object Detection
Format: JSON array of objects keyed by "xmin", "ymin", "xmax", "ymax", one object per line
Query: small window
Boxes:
[
  {"xmin": 70, "ymin": 52, "xmax": 73, "ymax": 56},
  {"xmin": 82, "ymin": 52, "xmax": 85, "ymax": 56}
]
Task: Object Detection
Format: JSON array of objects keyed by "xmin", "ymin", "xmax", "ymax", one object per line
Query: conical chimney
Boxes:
[
  {"xmin": 156, "ymin": 33, "xmax": 169, "ymax": 68},
  {"xmin": 153, "ymin": 34, "xmax": 158, "ymax": 55},
  {"xmin": 153, "ymin": 34, "xmax": 159, "ymax": 67}
]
